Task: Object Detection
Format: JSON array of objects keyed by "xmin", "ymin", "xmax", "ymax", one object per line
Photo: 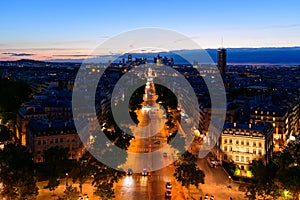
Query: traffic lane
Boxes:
[{"xmin": 115, "ymin": 174, "xmax": 149, "ymax": 200}]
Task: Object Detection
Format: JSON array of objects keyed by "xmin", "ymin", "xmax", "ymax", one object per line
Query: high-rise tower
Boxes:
[{"xmin": 217, "ymin": 48, "xmax": 227, "ymax": 74}]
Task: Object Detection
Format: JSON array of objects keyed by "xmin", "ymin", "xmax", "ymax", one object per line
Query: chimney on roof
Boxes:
[
  {"xmin": 249, "ymin": 124, "xmax": 252, "ymax": 129},
  {"xmin": 234, "ymin": 122, "xmax": 236, "ymax": 128}
]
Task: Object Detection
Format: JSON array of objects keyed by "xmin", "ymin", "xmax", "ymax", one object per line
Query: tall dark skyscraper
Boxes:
[{"xmin": 217, "ymin": 48, "xmax": 227, "ymax": 74}]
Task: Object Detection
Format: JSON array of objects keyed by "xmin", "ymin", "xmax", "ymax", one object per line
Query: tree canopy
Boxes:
[{"xmin": 0, "ymin": 144, "xmax": 38, "ymax": 200}]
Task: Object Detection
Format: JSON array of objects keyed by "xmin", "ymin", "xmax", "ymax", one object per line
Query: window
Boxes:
[
  {"xmin": 241, "ymin": 156, "xmax": 244, "ymax": 162},
  {"xmin": 229, "ymin": 139, "xmax": 232, "ymax": 144},
  {"xmin": 224, "ymin": 155, "xmax": 227, "ymax": 160},
  {"xmin": 253, "ymin": 149, "xmax": 256, "ymax": 154},
  {"xmin": 43, "ymin": 140, "xmax": 46, "ymax": 145},
  {"xmin": 236, "ymin": 140, "xmax": 239, "ymax": 145},
  {"xmin": 224, "ymin": 146, "xmax": 227, "ymax": 151},
  {"xmin": 55, "ymin": 138, "xmax": 58, "ymax": 143},
  {"xmin": 224, "ymin": 139, "xmax": 227, "ymax": 144},
  {"xmin": 246, "ymin": 157, "xmax": 249, "ymax": 162},
  {"xmin": 37, "ymin": 140, "xmax": 41, "ymax": 145},
  {"xmin": 50, "ymin": 139, "xmax": 53, "ymax": 144},
  {"xmin": 273, "ymin": 117, "xmax": 276, "ymax": 121},
  {"xmin": 246, "ymin": 141, "xmax": 249, "ymax": 146},
  {"xmin": 236, "ymin": 156, "xmax": 239, "ymax": 161},
  {"xmin": 246, "ymin": 148, "xmax": 249, "ymax": 153},
  {"xmin": 258, "ymin": 150, "xmax": 262, "ymax": 155},
  {"xmin": 253, "ymin": 142, "xmax": 256, "ymax": 147},
  {"xmin": 60, "ymin": 138, "xmax": 63, "ymax": 143},
  {"xmin": 259, "ymin": 142, "xmax": 262, "ymax": 147},
  {"xmin": 229, "ymin": 147, "xmax": 232, "ymax": 151},
  {"xmin": 241, "ymin": 140, "xmax": 244, "ymax": 145}
]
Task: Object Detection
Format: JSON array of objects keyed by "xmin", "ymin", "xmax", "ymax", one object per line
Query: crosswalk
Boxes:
[{"xmin": 123, "ymin": 174, "xmax": 173, "ymax": 182}]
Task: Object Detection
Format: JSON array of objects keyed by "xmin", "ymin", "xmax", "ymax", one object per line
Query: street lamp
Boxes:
[{"xmin": 66, "ymin": 173, "xmax": 69, "ymax": 187}]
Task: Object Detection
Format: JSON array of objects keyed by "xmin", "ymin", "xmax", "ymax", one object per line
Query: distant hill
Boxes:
[
  {"xmin": 67, "ymin": 47, "xmax": 300, "ymax": 65},
  {"xmin": 2, "ymin": 47, "xmax": 300, "ymax": 65}
]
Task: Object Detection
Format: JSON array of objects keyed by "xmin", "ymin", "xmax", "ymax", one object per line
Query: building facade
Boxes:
[
  {"xmin": 26, "ymin": 119, "xmax": 83, "ymax": 163},
  {"xmin": 217, "ymin": 48, "xmax": 227, "ymax": 74},
  {"xmin": 220, "ymin": 122, "xmax": 273, "ymax": 175}
]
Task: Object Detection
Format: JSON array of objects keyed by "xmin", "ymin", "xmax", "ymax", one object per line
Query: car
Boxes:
[
  {"xmin": 204, "ymin": 194, "xmax": 209, "ymax": 200},
  {"xmin": 166, "ymin": 182, "xmax": 172, "ymax": 189},
  {"xmin": 165, "ymin": 189, "xmax": 172, "ymax": 198},
  {"xmin": 83, "ymin": 193, "xmax": 89, "ymax": 200},
  {"xmin": 142, "ymin": 168, "xmax": 147, "ymax": 176},
  {"xmin": 127, "ymin": 168, "xmax": 132, "ymax": 175},
  {"xmin": 78, "ymin": 196, "xmax": 84, "ymax": 200},
  {"xmin": 210, "ymin": 196, "xmax": 215, "ymax": 200},
  {"xmin": 163, "ymin": 152, "xmax": 168, "ymax": 157}
]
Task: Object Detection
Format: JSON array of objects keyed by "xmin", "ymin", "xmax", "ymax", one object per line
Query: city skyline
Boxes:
[{"xmin": 1, "ymin": 0, "xmax": 300, "ymax": 60}]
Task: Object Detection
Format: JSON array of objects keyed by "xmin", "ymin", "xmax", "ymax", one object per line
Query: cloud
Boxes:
[
  {"xmin": 259, "ymin": 24, "xmax": 300, "ymax": 29},
  {"xmin": 2, "ymin": 52, "xmax": 35, "ymax": 57},
  {"xmin": 54, "ymin": 54, "xmax": 90, "ymax": 57}
]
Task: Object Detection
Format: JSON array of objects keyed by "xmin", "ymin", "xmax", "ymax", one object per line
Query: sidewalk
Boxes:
[{"xmin": 37, "ymin": 179, "xmax": 97, "ymax": 200}]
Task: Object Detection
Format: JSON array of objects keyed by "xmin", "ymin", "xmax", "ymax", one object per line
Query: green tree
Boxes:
[
  {"xmin": 45, "ymin": 176, "xmax": 60, "ymax": 195},
  {"xmin": 92, "ymin": 160, "xmax": 126, "ymax": 200},
  {"xmin": 0, "ymin": 144, "xmax": 38, "ymax": 200},
  {"xmin": 43, "ymin": 147, "xmax": 69, "ymax": 195},
  {"xmin": 0, "ymin": 78, "xmax": 32, "ymax": 122},
  {"xmin": 174, "ymin": 151, "xmax": 205, "ymax": 196},
  {"xmin": 0, "ymin": 125, "xmax": 13, "ymax": 143},
  {"xmin": 57, "ymin": 185, "xmax": 80, "ymax": 200},
  {"xmin": 245, "ymin": 159, "xmax": 279, "ymax": 200},
  {"xmin": 274, "ymin": 142, "xmax": 300, "ymax": 199},
  {"xmin": 71, "ymin": 158, "xmax": 93, "ymax": 194}
]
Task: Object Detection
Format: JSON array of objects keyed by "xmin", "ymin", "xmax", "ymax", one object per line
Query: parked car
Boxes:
[
  {"xmin": 210, "ymin": 195, "xmax": 215, "ymax": 200},
  {"xmin": 166, "ymin": 182, "xmax": 172, "ymax": 189},
  {"xmin": 204, "ymin": 194, "xmax": 209, "ymax": 200},
  {"xmin": 165, "ymin": 189, "xmax": 172, "ymax": 198}
]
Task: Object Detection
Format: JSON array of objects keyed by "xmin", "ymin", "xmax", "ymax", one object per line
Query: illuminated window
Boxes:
[
  {"xmin": 273, "ymin": 117, "xmax": 276, "ymax": 121},
  {"xmin": 255, "ymin": 110, "xmax": 258, "ymax": 114},
  {"xmin": 224, "ymin": 146, "xmax": 227, "ymax": 151},
  {"xmin": 236, "ymin": 156, "xmax": 239, "ymax": 161},
  {"xmin": 241, "ymin": 156, "xmax": 244, "ymax": 162}
]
